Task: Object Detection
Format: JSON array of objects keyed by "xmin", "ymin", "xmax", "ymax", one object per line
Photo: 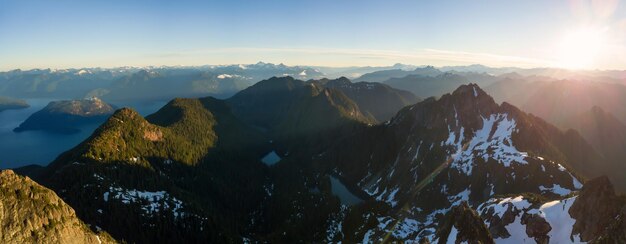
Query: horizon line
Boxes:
[{"xmin": 0, "ymin": 62, "xmax": 619, "ymax": 73}]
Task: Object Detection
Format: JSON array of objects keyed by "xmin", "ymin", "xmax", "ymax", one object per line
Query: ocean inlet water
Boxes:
[{"xmin": 0, "ymin": 99, "xmax": 166, "ymax": 169}]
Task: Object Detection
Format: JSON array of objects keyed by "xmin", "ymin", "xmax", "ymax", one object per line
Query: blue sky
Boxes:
[{"xmin": 1, "ymin": 0, "xmax": 626, "ymax": 70}]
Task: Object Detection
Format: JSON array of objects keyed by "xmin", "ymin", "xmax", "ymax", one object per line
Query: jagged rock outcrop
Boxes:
[
  {"xmin": 313, "ymin": 84, "xmax": 596, "ymax": 242},
  {"xmin": 436, "ymin": 202, "xmax": 494, "ymax": 244},
  {"xmin": 0, "ymin": 170, "xmax": 114, "ymax": 243},
  {"xmin": 520, "ymin": 212, "xmax": 551, "ymax": 243},
  {"xmin": 476, "ymin": 176, "xmax": 626, "ymax": 243},
  {"xmin": 477, "ymin": 194, "xmax": 581, "ymax": 243},
  {"xmin": 570, "ymin": 176, "xmax": 625, "ymax": 242}
]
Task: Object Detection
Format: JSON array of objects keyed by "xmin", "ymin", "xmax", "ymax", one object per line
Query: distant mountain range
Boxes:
[
  {"xmin": 487, "ymin": 79, "xmax": 626, "ymax": 125},
  {"xmin": 353, "ymin": 65, "xmax": 443, "ymax": 83},
  {"xmin": 0, "ymin": 63, "xmax": 325, "ymax": 102},
  {"xmin": 482, "ymin": 78, "xmax": 626, "ymax": 193},
  {"xmin": 382, "ymin": 72, "xmax": 489, "ymax": 98},
  {"xmin": 11, "ymin": 78, "xmax": 626, "ymax": 243},
  {"xmin": 561, "ymin": 106, "xmax": 626, "ymax": 191},
  {"xmin": 2, "ymin": 62, "xmax": 626, "ymax": 106},
  {"xmin": 312, "ymin": 63, "xmax": 421, "ymax": 79}
]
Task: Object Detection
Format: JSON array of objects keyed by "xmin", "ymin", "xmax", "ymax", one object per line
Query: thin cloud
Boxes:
[
  {"xmin": 141, "ymin": 47, "xmax": 553, "ymax": 68},
  {"xmin": 421, "ymin": 49, "xmax": 553, "ymax": 67}
]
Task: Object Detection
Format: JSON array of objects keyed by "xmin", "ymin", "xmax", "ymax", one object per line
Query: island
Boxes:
[{"xmin": 14, "ymin": 97, "xmax": 115, "ymax": 134}]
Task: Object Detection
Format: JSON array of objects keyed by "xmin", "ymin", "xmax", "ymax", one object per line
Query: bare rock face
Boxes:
[
  {"xmin": 143, "ymin": 128, "xmax": 163, "ymax": 141},
  {"xmin": 436, "ymin": 202, "xmax": 494, "ymax": 244},
  {"xmin": 521, "ymin": 213, "xmax": 551, "ymax": 244},
  {"xmin": 480, "ymin": 200, "xmax": 521, "ymax": 239},
  {"xmin": 570, "ymin": 175, "xmax": 623, "ymax": 242},
  {"xmin": 0, "ymin": 170, "xmax": 115, "ymax": 244}
]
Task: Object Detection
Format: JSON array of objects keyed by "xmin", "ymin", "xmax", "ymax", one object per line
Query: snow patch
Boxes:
[
  {"xmin": 539, "ymin": 184, "xmax": 573, "ymax": 196},
  {"xmin": 478, "ymin": 196, "xmax": 584, "ymax": 243},
  {"xmin": 362, "ymin": 229, "xmax": 376, "ymax": 243},
  {"xmin": 448, "ymin": 188, "xmax": 471, "ymax": 206},
  {"xmin": 103, "ymin": 186, "xmax": 184, "ymax": 217},
  {"xmin": 326, "ymin": 205, "xmax": 347, "ymax": 242},
  {"xmin": 448, "ymin": 114, "xmax": 528, "ymax": 175},
  {"xmin": 385, "ymin": 188, "xmax": 400, "ymax": 207},
  {"xmin": 446, "ymin": 226, "xmax": 458, "ymax": 244},
  {"xmin": 264, "ymin": 183, "xmax": 274, "ymax": 196},
  {"xmin": 217, "ymin": 74, "xmax": 233, "ymax": 79},
  {"xmin": 76, "ymin": 69, "xmax": 91, "ymax": 75},
  {"xmin": 93, "ymin": 173, "xmax": 104, "ymax": 181},
  {"xmin": 537, "ymin": 197, "xmax": 581, "ymax": 243},
  {"xmin": 392, "ymin": 218, "xmax": 420, "ymax": 239}
]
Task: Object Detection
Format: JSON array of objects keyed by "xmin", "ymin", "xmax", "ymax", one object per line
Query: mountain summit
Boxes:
[
  {"xmin": 317, "ymin": 83, "xmax": 603, "ymax": 242},
  {"xmin": 36, "ymin": 96, "xmax": 269, "ymax": 243},
  {"xmin": 11, "ymin": 81, "xmax": 624, "ymax": 243}
]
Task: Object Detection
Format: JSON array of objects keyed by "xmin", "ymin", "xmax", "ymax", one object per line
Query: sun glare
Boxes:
[{"xmin": 556, "ymin": 28, "xmax": 607, "ymax": 69}]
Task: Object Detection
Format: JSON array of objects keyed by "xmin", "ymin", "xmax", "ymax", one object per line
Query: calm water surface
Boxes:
[{"xmin": 330, "ymin": 176, "xmax": 363, "ymax": 206}]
